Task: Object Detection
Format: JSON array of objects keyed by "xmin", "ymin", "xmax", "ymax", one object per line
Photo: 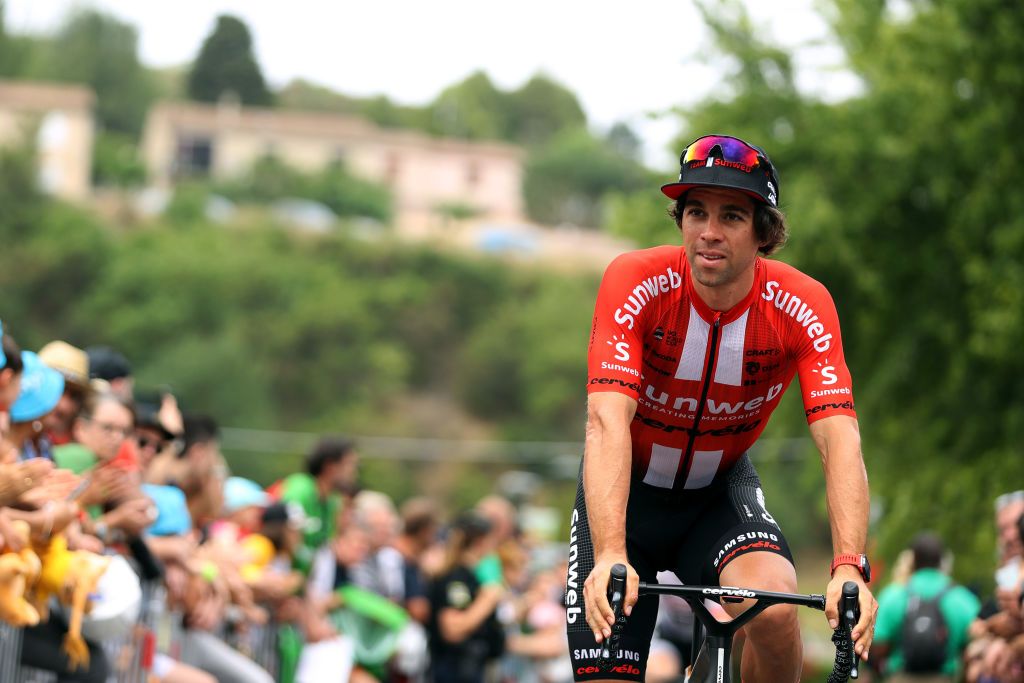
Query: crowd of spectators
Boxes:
[
  {"xmin": 864, "ymin": 493, "xmax": 1024, "ymax": 682},
  {"xmin": 8, "ymin": 317, "xmax": 1021, "ymax": 683},
  {"xmin": 0, "ymin": 321, "xmax": 575, "ymax": 683},
  {"xmin": 961, "ymin": 492, "xmax": 1024, "ymax": 682}
]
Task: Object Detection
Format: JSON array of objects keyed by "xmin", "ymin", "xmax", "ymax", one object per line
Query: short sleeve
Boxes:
[
  {"xmin": 587, "ymin": 252, "xmax": 671, "ymax": 400},
  {"xmin": 790, "ymin": 282, "xmax": 857, "ymax": 424}
]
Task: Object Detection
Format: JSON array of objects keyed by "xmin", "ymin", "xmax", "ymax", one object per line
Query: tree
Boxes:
[
  {"xmin": 523, "ymin": 128, "xmax": 649, "ymax": 227},
  {"xmin": 623, "ymin": 0, "xmax": 1024, "ymax": 584},
  {"xmin": 0, "ymin": 0, "xmax": 41, "ymax": 78},
  {"xmin": 428, "ymin": 71, "xmax": 509, "ymax": 140},
  {"xmin": 506, "ymin": 73, "xmax": 587, "ymax": 146},
  {"xmin": 34, "ymin": 9, "xmax": 154, "ymax": 135},
  {"xmin": 213, "ymin": 155, "xmax": 393, "ymax": 222},
  {"xmin": 187, "ymin": 15, "xmax": 272, "ymax": 107},
  {"xmin": 605, "ymin": 122, "xmax": 643, "ymax": 162},
  {"xmin": 277, "ymin": 78, "xmax": 361, "ymax": 114}
]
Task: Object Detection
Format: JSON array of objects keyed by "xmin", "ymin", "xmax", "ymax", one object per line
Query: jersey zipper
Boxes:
[{"xmin": 679, "ymin": 312, "xmax": 722, "ymax": 486}]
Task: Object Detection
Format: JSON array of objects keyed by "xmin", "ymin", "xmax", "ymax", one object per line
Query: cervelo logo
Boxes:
[
  {"xmin": 713, "ymin": 530, "xmax": 782, "ymax": 568},
  {"xmin": 702, "ymin": 587, "xmax": 757, "ymax": 598},
  {"xmin": 762, "ymin": 281, "xmax": 833, "ymax": 352},
  {"xmin": 644, "ymin": 382, "xmax": 783, "ymax": 415},
  {"xmin": 577, "ymin": 664, "xmax": 641, "ymax": 676},
  {"xmin": 614, "ymin": 267, "xmax": 683, "ymax": 330}
]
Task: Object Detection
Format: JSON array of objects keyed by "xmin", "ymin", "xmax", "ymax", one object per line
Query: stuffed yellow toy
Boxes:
[
  {"xmin": 0, "ymin": 520, "xmax": 42, "ymax": 627},
  {"xmin": 31, "ymin": 534, "xmax": 112, "ymax": 671}
]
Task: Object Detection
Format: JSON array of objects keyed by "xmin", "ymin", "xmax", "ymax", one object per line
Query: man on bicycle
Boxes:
[{"xmin": 566, "ymin": 134, "xmax": 877, "ymax": 682}]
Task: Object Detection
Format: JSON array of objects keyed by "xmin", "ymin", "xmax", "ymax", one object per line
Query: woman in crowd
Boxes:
[{"xmin": 427, "ymin": 511, "xmax": 506, "ymax": 683}]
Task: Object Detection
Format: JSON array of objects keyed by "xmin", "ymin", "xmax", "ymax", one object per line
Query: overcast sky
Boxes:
[{"xmin": 5, "ymin": 0, "xmax": 859, "ymax": 168}]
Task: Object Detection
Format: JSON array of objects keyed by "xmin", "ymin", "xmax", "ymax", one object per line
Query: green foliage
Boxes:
[
  {"xmin": 608, "ymin": 0, "xmax": 1024, "ymax": 584},
  {"xmin": 603, "ymin": 188, "xmax": 676, "ymax": 248},
  {"xmin": 213, "ymin": 155, "xmax": 393, "ymax": 222},
  {"xmin": 0, "ymin": 4, "xmax": 46, "ymax": 78},
  {"xmin": 456, "ymin": 273, "xmax": 595, "ymax": 439},
  {"xmin": 187, "ymin": 15, "xmax": 272, "ymax": 107},
  {"xmin": 359, "ymin": 95, "xmax": 431, "ymax": 131},
  {"xmin": 0, "ymin": 147, "xmax": 111, "ymax": 344},
  {"xmin": 505, "ymin": 73, "xmax": 587, "ymax": 146},
  {"xmin": 428, "ymin": 71, "xmax": 509, "ymax": 140},
  {"xmin": 523, "ymin": 128, "xmax": 649, "ymax": 227},
  {"xmin": 276, "ymin": 79, "xmax": 361, "ymax": 114},
  {"xmin": 33, "ymin": 9, "xmax": 154, "ymax": 136},
  {"xmin": 0, "ymin": 143, "xmax": 595, "ymax": 458},
  {"xmin": 605, "ymin": 122, "xmax": 643, "ymax": 162},
  {"xmin": 92, "ymin": 131, "xmax": 146, "ymax": 187},
  {"xmin": 163, "ymin": 183, "xmax": 210, "ymax": 226}
]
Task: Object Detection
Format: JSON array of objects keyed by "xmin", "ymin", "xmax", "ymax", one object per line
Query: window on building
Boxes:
[
  {"xmin": 174, "ymin": 134, "xmax": 214, "ymax": 178},
  {"xmin": 466, "ymin": 161, "xmax": 481, "ymax": 189},
  {"xmin": 385, "ymin": 153, "xmax": 401, "ymax": 184}
]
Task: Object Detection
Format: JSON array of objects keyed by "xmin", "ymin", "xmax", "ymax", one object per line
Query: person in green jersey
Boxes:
[
  {"xmin": 873, "ymin": 532, "xmax": 980, "ymax": 681},
  {"xmin": 280, "ymin": 436, "xmax": 359, "ymax": 573}
]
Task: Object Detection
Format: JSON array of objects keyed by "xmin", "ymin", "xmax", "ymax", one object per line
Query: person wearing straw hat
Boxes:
[{"xmin": 38, "ymin": 340, "xmax": 94, "ymax": 446}]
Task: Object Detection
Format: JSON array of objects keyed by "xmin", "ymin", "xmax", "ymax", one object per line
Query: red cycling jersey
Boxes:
[{"xmin": 588, "ymin": 246, "xmax": 856, "ymax": 492}]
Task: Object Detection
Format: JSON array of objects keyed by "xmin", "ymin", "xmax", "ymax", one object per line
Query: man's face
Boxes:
[
  {"xmin": 364, "ymin": 507, "xmax": 397, "ymax": 551},
  {"xmin": 42, "ymin": 389, "xmax": 83, "ymax": 436},
  {"xmin": 134, "ymin": 425, "xmax": 168, "ymax": 469},
  {"xmin": 681, "ymin": 187, "xmax": 763, "ymax": 290},
  {"xmin": 75, "ymin": 400, "xmax": 133, "ymax": 462},
  {"xmin": 0, "ymin": 411, "xmax": 16, "ymax": 463},
  {"xmin": 330, "ymin": 452, "xmax": 359, "ymax": 492},
  {"xmin": 997, "ymin": 499, "xmax": 1024, "ymax": 563},
  {"xmin": 0, "ymin": 369, "xmax": 21, "ymax": 411}
]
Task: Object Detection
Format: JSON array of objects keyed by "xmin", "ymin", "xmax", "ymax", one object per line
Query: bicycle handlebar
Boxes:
[
  {"xmin": 827, "ymin": 581, "xmax": 861, "ymax": 682},
  {"xmin": 599, "ymin": 563, "xmax": 627, "ymax": 664},
  {"xmin": 599, "ymin": 563, "xmax": 860, "ymax": 681}
]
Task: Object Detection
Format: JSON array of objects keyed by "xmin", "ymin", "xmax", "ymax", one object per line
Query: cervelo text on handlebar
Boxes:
[{"xmin": 599, "ymin": 563, "xmax": 860, "ymax": 682}]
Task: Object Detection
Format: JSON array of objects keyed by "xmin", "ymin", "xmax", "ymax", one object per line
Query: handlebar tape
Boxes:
[{"xmin": 598, "ymin": 563, "xmax": 628, "ymax": 670}]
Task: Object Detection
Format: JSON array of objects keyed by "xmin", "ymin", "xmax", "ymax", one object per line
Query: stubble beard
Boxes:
[{"xmin": 688, "ymin": 254, "xmax": 738, "ymax": 289}]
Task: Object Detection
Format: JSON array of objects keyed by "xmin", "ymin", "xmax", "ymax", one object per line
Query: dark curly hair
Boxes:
[{"xmin": 668, "ymin": 193, "xmax": 789, "ymax": 256}]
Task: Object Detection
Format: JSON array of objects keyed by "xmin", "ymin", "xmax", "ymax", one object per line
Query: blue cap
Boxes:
[
  {"xmin": 0, "ymin": 319, "xmax": 6, "ymax": 367},
  {"xmin": 224, "ymin": 476, "xmax": 270, "ymax": 513},
  {"xmin": 10, "ymin": 350, "xmax": 64, "ymax": 422},
  {"xmin": 142, "ymin": 484, "xmax": 193, "ymax": 536}
]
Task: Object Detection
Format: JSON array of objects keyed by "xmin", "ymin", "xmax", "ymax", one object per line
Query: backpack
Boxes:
[{"xmin": 901, "ymin": 583, "xmax": 953, "ymax": 673}]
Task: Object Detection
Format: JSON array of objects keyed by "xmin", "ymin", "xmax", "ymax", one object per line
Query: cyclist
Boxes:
[{"xmin": 566, "ymin": 134, "xmax": 877, "ymax": 682}]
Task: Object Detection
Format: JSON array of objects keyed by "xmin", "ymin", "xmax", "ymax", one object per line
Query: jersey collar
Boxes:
[{"xmin": 684, "ymin": 254, "xmax": 764, "ymax": 324}]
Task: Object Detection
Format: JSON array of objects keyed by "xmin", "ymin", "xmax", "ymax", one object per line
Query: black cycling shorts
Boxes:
[{"xmin": 564, "ymin": 454, "xmax": 792, "ymax": 682}]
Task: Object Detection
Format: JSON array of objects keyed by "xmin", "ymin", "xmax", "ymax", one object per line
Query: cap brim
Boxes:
[
  {"xmin": 660, "ymin": 181, "xmax": 767, "ymax": 204},
  {"xmin": 10, "ymin": 362, "xmax": 65, "ymax": 422}
]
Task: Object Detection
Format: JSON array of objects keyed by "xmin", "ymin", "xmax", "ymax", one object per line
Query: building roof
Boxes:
[
  {"xmin": 0, "ymin": 80, "xmax": 95, "ymax": 111},
  {"xmin": 147, "ymin": 100, "xmax": 525, "ymax": 159}
]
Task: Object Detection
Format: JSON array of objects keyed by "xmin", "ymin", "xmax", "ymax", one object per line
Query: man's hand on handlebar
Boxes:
[
  {"xmin": 825, "ymin": 566, "xmax": 877, "ymax": 660},
  {"xmin": 583, "ymin": 554, "xmax": 639, "ymax": 643}
]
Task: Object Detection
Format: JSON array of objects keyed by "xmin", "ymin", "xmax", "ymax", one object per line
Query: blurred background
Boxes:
[{"xmin": 1, "ymin": 0, "xmax": 1022, "ymax": 599}]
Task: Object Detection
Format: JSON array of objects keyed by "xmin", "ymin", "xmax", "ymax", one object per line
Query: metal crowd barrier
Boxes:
[
  {"xmin": 229, "ymin": 621, "xmax": 281, "ymax": 681},
  {"xmin": 1, "ymin": 580, "xmax": 284, "ymax": 683}
]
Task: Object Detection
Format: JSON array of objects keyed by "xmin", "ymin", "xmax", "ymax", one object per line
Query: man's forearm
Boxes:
[
  {"xmin": 814, "ymin": 417, "xmax": 869, "ymax": 555},
  {"xmin": 583, "ymin": 412, "xmax": 633, "ymax": 558}
]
